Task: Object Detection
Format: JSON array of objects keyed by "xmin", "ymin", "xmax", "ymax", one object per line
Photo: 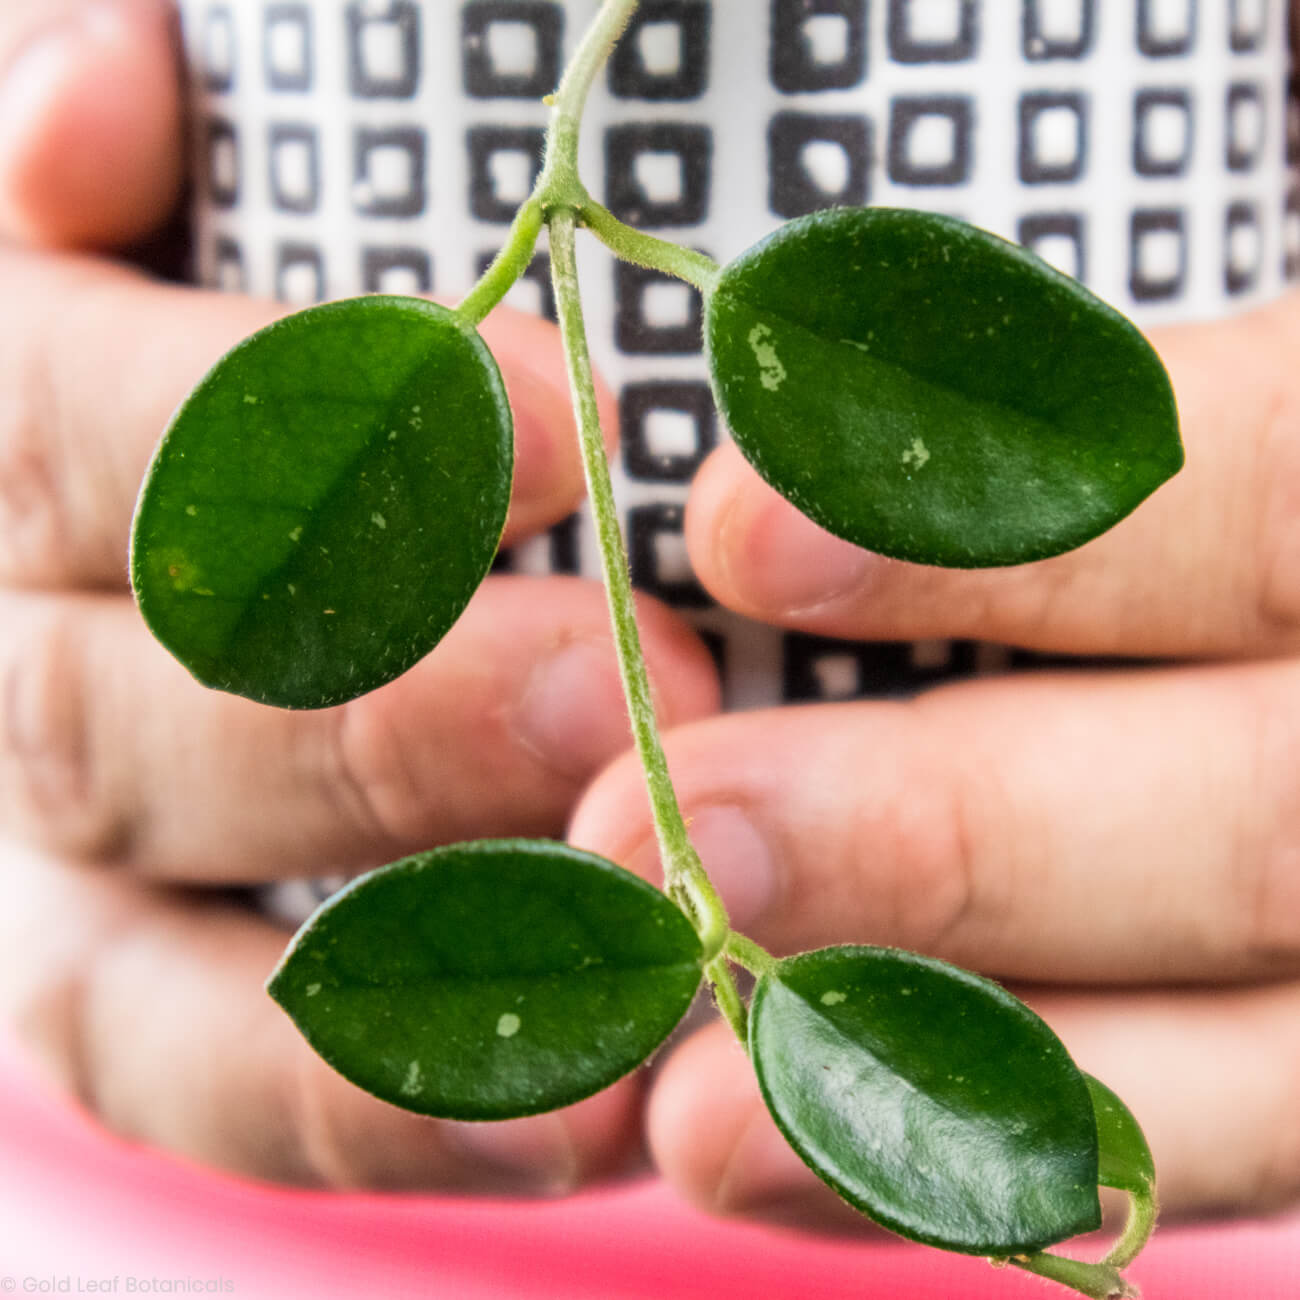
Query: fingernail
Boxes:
[
  {"xmin": 514, "ymin": 638, "xmax": 632, "ymax": 780},
  {"xmin": 442, "ymin": 1113, "xmax": 578, "ymax": 1195},
  {"xmin": 685, "ymin": 805, "xmax": 779, "ymax": 931},
  {"xmin": 719, "ymin": 487, "xmax": 873, "ymax": 614}
]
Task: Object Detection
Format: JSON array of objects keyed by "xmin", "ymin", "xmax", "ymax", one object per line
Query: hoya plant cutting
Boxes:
[{"xmin": 130, "ymin": 3, "xmax": 1180, "ymax": 1295}]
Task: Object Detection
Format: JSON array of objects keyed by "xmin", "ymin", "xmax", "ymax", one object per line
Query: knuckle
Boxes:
[{"xmin": 0, "ymin": 609, "xmax": 127, "ymax": 860}]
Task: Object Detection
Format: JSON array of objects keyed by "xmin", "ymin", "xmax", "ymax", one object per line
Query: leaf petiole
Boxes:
[
  {"xmin": 578, "ymin": 200, "xmax": 721, "ymax": 291},
  {"xmin": 455, "ymin": 198, "xmax": 544, "ymax": 327}
]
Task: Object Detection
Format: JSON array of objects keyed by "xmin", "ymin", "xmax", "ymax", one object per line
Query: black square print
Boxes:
[
  {"xmin": 887, "ymin": 96, "xmax": 973, "ymax": 185},
  {"xmin": 201, "ymin": 5, "xmax": 236, "ymax": 91},
  {"xmin": 1285, "ymin": 184, "xmax": 1300, "ymax": 280},
  {"xmin": 264, "ymin": 4, "xmax": 312, "ymax": 91},
  {"xmin": 783, "ymin": 635, "xmax": 978, "ymax": 700},
  {"xmin": 1224, "ymin": 200, "xmax": 1261, "ymax": 294},
  {"xmin": 1018, "ymin": 212, "xmax": 1086, "ymax": 280},
  {"xmin": 771, "ymin": 0, "xmax": 867, "ymax": 93},
  {"xmin": 352, "ymin": 128, "xmax": 426, "ymax": 217},
  {"xmin": 547, "ymin": 513, "xmax": 582, "ymax": 575},
  {"xmin": 1022, "ymin": 0, "xmax": 1096, "ymax": 60},
  {"xmin": 463, "ymin": 2, "xmax": 564, "ymax": 99},
  {"xmin": 362, "ymin": 246, "xmax": 433, "ymax": 295},
  {"xmin": 467, "ymin": 126, "xmax": 546, "ymax": 222},
  {"xmin": 268, "ymin": 123, "xmax": 319, "ymax": 213},
  {"xmin": 1226, "ymin": 82, "xmax": 1265, "ymax": 171},
  {"xmin": 614, "ymin": 262, "xmax": 704, "ymax": 354},
  {"xmin": 887, "ymin": 0, "xmax": 978, "ymax": 64},
  {"xmin": 1133, "ymin": 88, "xmax": 1194, "ymax": 176},
  {"xmin": 275, "ymin": 242, "xmax": 325, "ymax": 304},
  {"xmin": 610, "ymin": 0, "xmax": 711, "ymax": 100},
  {"xmin": 1018, "ymin": 92, "xmax": 1088, "ymax": 183},
  {"xmin": 1137, "ymin": 0, "xmax": 1197, "ymax": 56},
  {"xmin": 1129, "ymin": 208, "xmax": 1188, "ymax": 300},
  {"xmin": 605, "ymin": 124, "xmax": 712, "ymax": 226},
  {"xmin": 475, "ymin": 249, "xmax": 556, "ymax": 321},
  {"xmin": 204, "ymin": 118, "xmax": 240, "ymax": 208},
  {"xmin": 210, "ymin": 236, "xmax": 246, "ymax": 293},
  {"xmin": 621, "ymin": 382, "xmax": 717, "ymax": 482},
  {"xmin": 628, "ymin": 504, "xmax": 710, "ymax": 607},
  {"xmin": 770, "ymin": 113, "xmax": 871, "ymax": 216},
  {"xmin": 1229, "ymin": 0, "xmax": 1266, "ymax": 51},
  {"xmin": 346, "ymin": 1, "xmax": 420, "ymax": 98}
]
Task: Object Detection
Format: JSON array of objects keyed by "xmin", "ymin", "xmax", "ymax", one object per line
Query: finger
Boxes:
[
  {"xmin": 0, "ymin": 837, "xmax": 646, "ymax": 1190},
  {"xmin": 0, "ymin": 249, "xmax": 613, "ymax": 590},
  {"xmin": 686, "ymin": 293, "xmax": 1300, "ymax": 658},
  {"xmin": 0, "ymin": 575, "xmax": 719, "ymax": 879},
  {"xmin": 0, "ymin": 0, "xmax": 181, "ymax": 249},
  {"xmin": 570, "ymin": 657, "xmax": 1300, "ymax": 984},
  {"xmin": 647, "ymin": 981, "xmax": 1300, "ymax": 1230}
]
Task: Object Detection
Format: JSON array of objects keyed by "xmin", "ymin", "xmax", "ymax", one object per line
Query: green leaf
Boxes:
[
  {"xmin": 131, "ymin": 296, "xmax": 512, "ymax": 709},
  {"xmin": 705, "ymin": 208, "xmax": 1182, "ymax": 568},
  {"xmin": 268, "ymin": 839, "xmax": 703, "ymax": 1119},
  {"xmin": 749, "ymin": 946, "xmax": 1102, "ymax": 1254},
  {"xmin": 1085, "ymin": 1074, "xmax": 1155, "ymax": 1196}
]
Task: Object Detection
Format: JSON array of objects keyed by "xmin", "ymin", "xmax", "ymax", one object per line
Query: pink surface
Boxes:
[{"xmin": 1, "ymin": 1034, "xmax": 1297, "ymax": 1299}]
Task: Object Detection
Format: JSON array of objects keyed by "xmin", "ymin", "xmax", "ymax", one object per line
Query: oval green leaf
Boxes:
[
  {"xmin": 1085, "ymin": 1074, "xmax": 1155, "ymax": 1197},
  {"xmin": 131, "ymin": 296, "xmax": 512, "ymax": 708},
  {"xmin": 749, "ymin": 946, "xmax": 1102, "ymax": 1254},
  {"xmin": 267, "ymin": 839, "xmax": 703, "ymax": 1119},
  {"xmin": 705, "ymin": 208, "xmax": 1183, "ymax": 568}
]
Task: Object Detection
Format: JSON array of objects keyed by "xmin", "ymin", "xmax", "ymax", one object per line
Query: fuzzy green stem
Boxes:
[
  {"xmin": 725, "ymin": 931, "xmax": 777, "ymax": 977},
  {"xmin": 455, "ymin": 199, "xmax": 544, "ymax": 326},
  {"xmin": 706, "ymin": 956, "xmax": 748, "ymax": 1042},
  {"xmin": 579, "ymin": 200, "xmax": 720, "ymax": 290},
  {"xmin": 547, "ymin": 209, "xmax": 728, "ymax": 959},
  {"xmin": 1004, "ymin": 1253, "xmax": 1137, "ymax": 1299},
  {"xmin": 1103, "ymin": 1188, "xmax": 1158, "ymax": 1270}
]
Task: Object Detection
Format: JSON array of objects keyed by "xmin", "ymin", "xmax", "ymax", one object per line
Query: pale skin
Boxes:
[{"xmin": 3, "ymin": 0, "xmax": 1300, "ymax": 1235}]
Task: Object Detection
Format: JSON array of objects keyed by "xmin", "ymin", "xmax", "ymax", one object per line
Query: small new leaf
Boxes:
[
  {"xmin": 131, "ymin": 296, "xmax": 513, "ymax": 709},
  {"xmin": 706, "ymin": 208, "xmax": 1182, "ymax": 568},
  {"xmin": 268, "ymin": 840, "xmax": 703, "ymax": 1119},
  {"xmin": 1086, "ymin": 1075, "xmax": 1155, "ymax": 1198},
  {"xmin": 749, "ymin": 946, "xmax": 1102, "ymax": 1254}
]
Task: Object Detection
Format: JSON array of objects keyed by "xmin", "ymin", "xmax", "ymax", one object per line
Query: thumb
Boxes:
[{"xmin": 0, "ymin": 0, "xmax": 182, "ymax": 250}]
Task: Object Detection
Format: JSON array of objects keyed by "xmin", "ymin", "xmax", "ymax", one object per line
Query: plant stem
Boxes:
[
  {"xmin": 1103, "ymin": 1188, "xmax": 1158, "ymax": 1270},
  {"xmin": 706, "ymin": 956, "xmax": 748, "ymax": 1042},
  {"xmin": 455, "ymin": 199, "xmax": 544, "ymax": 326},
  {"xmin": 1005, "ymin": 1253, "xmax": 1137, "ymax": 1299},
  {"xmin": 725, "ymin": 931, "xmax": 777, "ymax": 977},
  {"xmin": 546, "ymin": 209, "xmax": 728, "ymax": 960},
  {"xmin": 579, "ymin": 200, "xmax": 720, "ymax": 290}
]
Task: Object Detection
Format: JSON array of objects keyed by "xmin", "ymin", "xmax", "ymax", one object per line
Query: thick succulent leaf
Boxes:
[
  {"xmin": 749, "ymin": 946, "xmax": 1102, "ymax": 1254},
  {"xmin": 268, "ymin": 840, "xmax": 703, "ymax": 1120},
  {"xmin": 1085, "ymin": 1074, "xmax": 1155, "ymax": 1196},
  {"xmin": 131, "ymin": 295, "xmax": 512, "ymax": 708},
  {"xmin": 706, "ymin": 207, "xmax": 1182, "ymax": 568}
]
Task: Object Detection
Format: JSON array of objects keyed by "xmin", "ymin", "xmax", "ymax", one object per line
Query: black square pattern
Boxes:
[
  {"xmin": 1129, "ymin": 208, "xmax": 1188, "ymax": 300},
  {"xmin": 770, "ymin": 112, "xmax": 872, "ymax": 215},
  {"xmin": 275, "ymin": 241, "xmax": 325, "ymax": 303},
  {"xmin": 887, "ymin": 0, "xmax": 978, "ymax": 64},
  {"xmin": 783, "ymin": 635, "xmax": 979, "ymax": 700},
  {"xmin": 1018, "ymin": 212, "xmax": 1086, "ymax": 281},
  {"xmin": 352, "ymin": 127, "xmax": 426, "ymax": 217},
  {"xmin": 621, "ymin": 382, "xmax": 718, "ymax": 482},
  {"xmin": 204, "ymin": 118, "xmax": 240, "ymax": 208},
  {"xmin": 610, "ymin": 1, "xmax": 711, "ymax": 100},
  {"xmin": 887, "ymin": 96, "xmax": 973, "ymax": 185},
  {"xmin": 605, "ymin": 124, "xmax": 713, "ymax": 226},
  {"xmin": 463, "ymin": 2, "xmax": 564, "ymax": 99},
  {"xmin": 1133, "ymin": 89, "xmax": 1194, "ymax": 176},
  {"xmin": 268, "ymin": 123, "xmax": 318, "ymax": 213},
  {"xmin": 347, "ymin": 1, "xmax": 420, "ymax": 98},
  {"xmin": 475, "ymin": 249, "xmax": 556, "ymax": 321},
  {"xmin": 771, "ymin": 0, "xmax": 867, "ymax": 93},
  {"xmin": 467, "ymin": 126, "xmax": 546, "ymax": 222},
  {"xmin": 1022, "ymin": 0, "xmax": 1096, "ymax": 60},
  {"xmin": 614, "ymin": 263, "xmax": 705, "ymax": 354},
  {"xmin": 1229, "ymin": 0, "xmax": 1267, "ymax": 52},
  {"xmin": 1224, "ymin": 200, "xmax": 1261, "ymax": 293},
  {"xmin": 264, "ymin": 4, "xmax": 312, "ymax": 92},
  {"xmin": 363, "ymin": 246, "xmax": 433, "ymax": 295},
  {"xmin": 202, "ymin": 4, "xmax": 237, "ymax": 91},
  {"xmin": 1226, "ymin": 81, "xmax": 1265, "ymax": 171},
  {"xmin": 1018, "ymin": 92, "xmax": 1088, "ymax": 183},
  {"xmin": 1137, "ymin": 0, "xmax": 1197, "ymax": 57},
  {"xmin": 628, "ymin": 504, "xmax": 711, "ymax": 607}
]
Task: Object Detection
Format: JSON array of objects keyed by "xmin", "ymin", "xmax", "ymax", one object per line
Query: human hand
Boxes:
[
  {"xmin": 569, "ymin": 294, "xmax": 1300, "ymax": 1231},
  {"xmin": 0, "ymin": 0, "xmax": 719, "ymax": 1191}
]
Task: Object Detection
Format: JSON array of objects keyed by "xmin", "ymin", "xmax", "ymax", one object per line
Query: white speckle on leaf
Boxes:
[
  {"xmin": 901, "ymin": 438, "xmax": 931, "ymax": 471},
  {"xmin": 305, "ymin": 983, "xmax": 321, "ymax": 997},
  {"xmin": 820, "ymin": 990, "xmax": 847, "ymax": 1006},
  {"xmin": 323, "ymin": 608, "xmax": 336, "ymax": 615},
  {"xmin": 496, "ymin": 1012, "xmax": 522, "ymax": 1038},
  {"xmin": 400, "ymin": 1061, "xmax": 423, "ymax": 1096},
  {"xmin": 289, "ymin": 526, "xmax": 303, "ymax": 542},
  {"xmin": 185, "ymin": 504, "xmax": 198, "ymax": 517},
  {"xmin": 900, "ymin": 986, "xmax": 914, "ymax": 996},
  {"xmin": 287, "ymin": 583, "xmax": 297, "ymax": 596},
  {"xmin": 747, "ymin": 323, "xmax": 787, "ymax": 392},
  {"xmin": 244, "ymin": 394, "xmax": 259, "ymax": 405},
  {"xmin": 371, "ymin": 512, "xmax": 387, "ymax": 529}
]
